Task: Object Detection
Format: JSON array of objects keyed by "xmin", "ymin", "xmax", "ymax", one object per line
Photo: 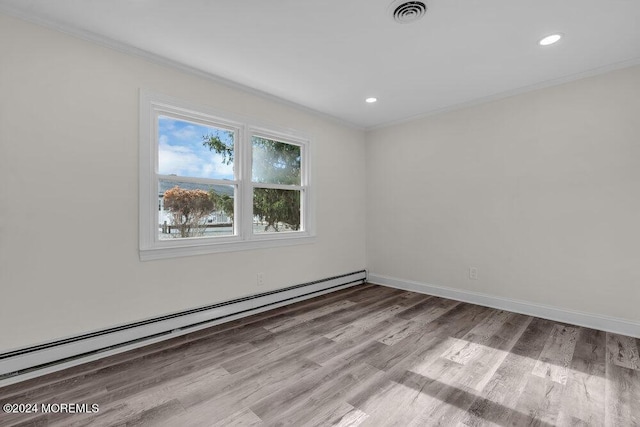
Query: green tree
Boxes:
[
  {"xmin": 209, "ymin": 190, "xmax": 234, "ymax": 220},
  {"xmin": 251, "ymin": 136, "xmax": 301, "ymax": 185},
  {"xmin": 253, "ymin": 188, "xmax": 300, "ymax": 232},
  {"xmin": 202, "ymin": 131, "xmax": 234, "ymax": 164},
  {"xmin": 163, "ymin": 186, "xmax": 215, "ymax": 237}
]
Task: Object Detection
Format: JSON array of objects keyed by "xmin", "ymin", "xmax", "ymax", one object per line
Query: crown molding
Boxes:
[
  {"xmin": 368, "ymin": 57, "xmax": 640, "ymax": 131},
  {"xmin": 0, "ymin": 6, "xmax": 364, "ymax": 132}
]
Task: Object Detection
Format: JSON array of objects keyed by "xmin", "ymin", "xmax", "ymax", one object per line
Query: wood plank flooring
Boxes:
[{"xmin": 0, "ymin": 284, "xmax": 638, "ymax": 426}]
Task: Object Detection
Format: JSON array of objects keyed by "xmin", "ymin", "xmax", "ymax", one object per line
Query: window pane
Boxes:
[
  {"xmin": 159, "ymin": 179, "xmax": 234, "ymax": 240},
  {"xmin": 158, "ymin": 116, "xmax": 234, "ymax": 180},
  {"xmin": 252, "ymin": 136, "xmax": 301, "ymax": 185},
  {"xmin": 253, "ymin": 188, "xmax": 301, "ymax": 233}
]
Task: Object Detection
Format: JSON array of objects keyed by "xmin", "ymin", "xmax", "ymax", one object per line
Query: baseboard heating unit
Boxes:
[{"xmin": 0, "ymin": 270, "xmax": 366, "ymax": 385}]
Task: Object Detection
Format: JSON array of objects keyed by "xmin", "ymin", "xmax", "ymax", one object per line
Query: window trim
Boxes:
[{"xmin": 139, "ymin": 91, "xmax": 315, "ymax": 261}]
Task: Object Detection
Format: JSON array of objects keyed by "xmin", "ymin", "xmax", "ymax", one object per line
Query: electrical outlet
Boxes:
[
  {"xmin": 469, "ymin": 267, "xmax": 478, "ymax": 280},
  {"xmin": 257, "ymin": 272, "xmax": 265, "ymax": 287}
]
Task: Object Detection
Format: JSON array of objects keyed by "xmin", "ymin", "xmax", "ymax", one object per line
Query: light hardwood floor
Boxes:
[{"xmin": 1, "ymin": 284, "xmax": 638, "ymax": 426}]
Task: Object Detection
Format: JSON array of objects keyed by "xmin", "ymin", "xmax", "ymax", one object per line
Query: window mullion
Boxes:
[{"xmin": 241, "ymin": 127, "xmax": 253, "ymax": 240}]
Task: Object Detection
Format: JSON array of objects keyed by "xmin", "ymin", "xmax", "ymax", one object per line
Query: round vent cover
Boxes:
[{"xmin": 390, "ymin": 1, "xmax": 427, "ymax": 24}]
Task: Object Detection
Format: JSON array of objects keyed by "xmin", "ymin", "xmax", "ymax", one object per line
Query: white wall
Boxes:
[
  {"xmin": 0, "ymin": 14, "xmax": 367, "ymax": 352},
  {"xmin": 367, "ymin": 65, "xmax": 640, "ymax": 323}
]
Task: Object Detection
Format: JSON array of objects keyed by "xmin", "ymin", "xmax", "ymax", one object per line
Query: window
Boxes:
[
  {"xmin": 251, "ymin": 135, "xmax": 303, "ymax": 234},
  {"xmin": 140, "ymin": 92, "xmax": 314, "ymax": 260}
]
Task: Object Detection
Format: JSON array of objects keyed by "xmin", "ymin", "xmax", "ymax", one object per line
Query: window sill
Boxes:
[{"xmin": 139, "ymin": 234, "xmax": 316, "ymax": 261}]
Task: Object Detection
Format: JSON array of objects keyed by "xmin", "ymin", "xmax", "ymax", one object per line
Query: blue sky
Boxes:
[{"xmin": 158, "ymin": 116, "xmax": 234, "ymax": 180}]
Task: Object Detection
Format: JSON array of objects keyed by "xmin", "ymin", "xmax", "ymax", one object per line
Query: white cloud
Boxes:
[
  {"xmin": 157, "ymin": 117, "xmax": 234, "ymax": 179},
  {"xmin": 172, "ymin": 125, "xmax": 199, "ymax": 141},
  {"xmin": 158, "ymin": 139, "xmax": 233, "ymax": 179},
  {"xmin": 159, "ymin": 141, "xmax": 199, "ymax": 176},
  {"xmin": 158, "ymin": 117, "xmax": 177, "ymax": 132}
]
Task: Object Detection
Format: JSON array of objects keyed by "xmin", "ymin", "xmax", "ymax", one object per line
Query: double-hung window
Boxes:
[{"xmin": 139, "ymin": 92, "xmax": 313, "ymax": 260}]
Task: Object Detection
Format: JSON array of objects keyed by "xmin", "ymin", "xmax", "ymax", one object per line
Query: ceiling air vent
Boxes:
[{"xmin": 390, "ymin": 1, "xmax": 427, "ymax": 24}]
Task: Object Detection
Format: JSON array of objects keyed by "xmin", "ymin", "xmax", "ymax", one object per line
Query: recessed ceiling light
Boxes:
[
  {"xmin": 539, "ymin": 34, "xmax": 563, "ymax": 46},
  {"xmin": 365, "ymin": 97, "xmax": 378, "ymax": 103}
]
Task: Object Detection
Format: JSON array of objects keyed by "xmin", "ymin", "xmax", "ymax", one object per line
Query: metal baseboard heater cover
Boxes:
[{"xmin": 0, "ymin": 270, "xmax": 366, "ymax": 380}]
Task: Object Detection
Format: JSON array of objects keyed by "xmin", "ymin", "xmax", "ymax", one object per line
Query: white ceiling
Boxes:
[{"xmin": 2, "ymin": 0, "xmax": 640, "ymax": 129}]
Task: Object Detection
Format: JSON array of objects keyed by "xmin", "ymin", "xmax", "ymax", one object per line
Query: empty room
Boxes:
[{"xmin": 1, "ymin": 1, "xmax": 639, "ymax": 426}]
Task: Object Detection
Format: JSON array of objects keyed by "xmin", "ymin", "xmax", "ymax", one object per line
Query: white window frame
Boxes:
[{"xmin": 139, "ymin": 91, "xmax": 315, "ymax": 261}]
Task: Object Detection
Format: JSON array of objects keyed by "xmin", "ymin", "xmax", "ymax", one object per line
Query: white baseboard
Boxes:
[
  {"xmin": 368, "ymin": 273, "xmax": 640, "ymax": 339},
  {"xmin": 0, "ymin": 270, "xmax": 366, "ymax": 386}
]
